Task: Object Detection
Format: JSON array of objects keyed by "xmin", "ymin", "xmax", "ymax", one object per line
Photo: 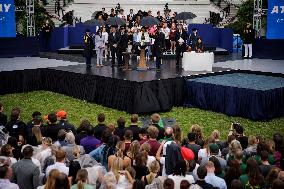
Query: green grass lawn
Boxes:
[{"xmin": 0, "ymin": 91, "xmax": 283, "ymax": 140}]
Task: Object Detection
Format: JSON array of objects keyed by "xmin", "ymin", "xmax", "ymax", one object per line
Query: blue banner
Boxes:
[
  {"xmin": 0, "ymin": 0, "xmax": 16, "ymax": 37},
  {"xmin": 267, "ymin": 0, "xmax": 284, "ymax": 39}
]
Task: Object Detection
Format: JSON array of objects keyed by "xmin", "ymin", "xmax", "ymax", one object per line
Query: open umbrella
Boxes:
[
  {"xmin": 139, "ymin": 16, "xmax": 160, "ymax": 27},
  {"xmin": 105, "ymin": 17, "xmax": 126, "ymax": 26},
  {"xmin": 84, "ymin": 19, "xmax": 105, "ymax": 26},
  {"xmin": 91, "ymin": 11, "xmax": 102, "ymax": 19},
  {"xmin": 175, "ymin": 12, "xmax": 197, "ymax": 20}
]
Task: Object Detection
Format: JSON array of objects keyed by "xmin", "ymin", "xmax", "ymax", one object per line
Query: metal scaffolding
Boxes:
[
  {"xmin": 253, "ymin": 0, "xmax": 267, "ymax": 37},
  {"xmin": 26, "ymin": 0, "xmax": 35, "ymax": 36}
]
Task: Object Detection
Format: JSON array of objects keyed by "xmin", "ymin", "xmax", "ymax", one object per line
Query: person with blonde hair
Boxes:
[
  {"xmin": 37, "ymin": 169, "xmax": 60, "ymax": 189},
  {"xmin": 108, "ymin": 141, "xmax": 131, "ymax": 170},
  {"xmin": 190, "ymin": 124, "xmax": 204, "ymax": 147},
  {"xmin": 150, "ymin": 113, "xmax": 165, "ymax": 140},
  {"xmin": 62, "ymin": 132, "xmax": 85, "ymax": 161},
  {"xmin": 243, "ymin": 135, "xmax": 258, "ymax": 158},
  {"xmin": 126, "ymin": 140, "xmax": 140, "ymax": 161},
  {"xmin": 71, "ymin": 169, "xmax": 94, "ymax": 189},
  {"xmin": 211, "ymin": 130, "xmax": 226, "ymax": 151},
  {"xmin": 140, "ymin": 142, "xmax": 156, "ymax": 168},
  {"xmin": 110, "ymin": 157, "xmax": 133, "ymax": 188},
  {"xmin": 36, "ymin": 137, "xmax": 52, "ymax": 166},
  {"xmin": 141, "ymin": 160, "xmax": 160, "ymax": 185},
  {"xmin": 226, "ymin": 139, "xmax": 242, "ymax": 163}
]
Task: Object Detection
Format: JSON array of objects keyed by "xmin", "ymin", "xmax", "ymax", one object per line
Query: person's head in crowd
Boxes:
[
  {"xmin": 163, "ymin": 22, "xmax": 168, "ymax": 29},
  {"xmin": 10, "ymin": 108, "xmax": 20, "ymax": 122},
  {"xmin": 230, "ymin": 179, "xmax": 243, "ymax": 189},
  {"xmin": 246, "ymin": 157, "xmax": 265, "ymax": 186},
  {"xmin": 172, "ymin": 124, "xmax": 182, "ymax": 143},
  {"xmin": 197, "ymin": 37, "xmax": 202, "ymax": 44},
  {"xmin": 32, "ymin": 126, "xmax": 43, "ymax": 144},
  {"xmin": 129, "ymin": 8, "xmax": 133, "ymax": 14},
  {"xmin": 278, "ymin": 171, "xmax": 284, "ymax": 182},
  {"xmin": 187, "ymin": 159, "xmax": 196, "ymax": 173},
  {"xmin": 180, "ymin": 180, "xmax": 190, "ymax": 189},
  {"xmin": 31, "ymin": 111, "xmax": 41, "ymax": 119},
  {"xmin": 55, "ymin": 173, "xmax": 70, "ymax": 189},
  {"xmin": 209, "ymin": 143, "xmax": 219, "ymax": 155},
  {"xmin": 164, "ymin": 126, "xmax": 173, "ymax": 139},
  {"xmin": 65, "ymin": 132, "xmax": 76, "ymax": 144},
  {"xmin": 192, "ymin": 28, "xmax": 198, "ymax": 34},
  {"xmin": 234, "ymin": 149, "xmax": 243, "ymax": 163},
  {"xmin": 57, "ymin": 129, "xmax": 67, "ymax": 142},
  {"xmin": 45, "ymin": 169, "xmax": 60, "ymax": 189},
  {"xmin": 107, "ymin": 123, "xmax": 116, "ymax": 134},
  {"xmin": 147, "ymin": 160, "xmax": 160, "ymax": 183},
  {"xmin": 101, "ymin": 129, "xmax": 112, "ymax": 144},
  {"xmin": 147, "ymin": 126, "xmax": 159, "ymax": 140},
  {"xmin": 266, "ymin": 167, "xmax": 281, "ymax": 185},
  {"xmin": 224, "ymin": 160, "xmax": 242, "ymax": 184},
  {"xmin": 42, "ymin": 137, "xmax": 52, "ymax": 149},
  {"xmin": 197, "ymin": 165, "xmax": 207, "ymax": 180},
  {"xmin": 177, "ymin": 23, "xmax": 183, "ymax": 31},
  {"xmin": 102, "ymin": 7, "xmax": 105, "ymax": 13},
  {"xmin": 22, "ymin": 145, "xmax": 34, "ymax": 159},
  {"xmin": 229, "ymin": 139, "xmax": 242, "ymax": 156},
  {"xmin": 115, "ymin": 141, "xmax": 125, "ymax": 158},
  {"xmin": 97, "ymin": 28, "xmax": 102, "ymax": 36},
  {"xmin": 33, "ymin": 115, "xmax": 42, "ymax": 127},
  {"xmin": 117, "ymin": 117, "xmax": 126, "ymax": 128},
  {"xmin": 0, "ymin": 102, "xmax": 3, "ymax": 112},
  {"xmin": 190, "ymin": 124, "xmax": 204, "ymax": 140},
  {"xmin": 205, "ymin": 161, "xmax": 216, "ymax": 174},
  {"xmin": 111, "ymin": 156, "xmax": 124, "ymax": 181},
  {"xmin": 78, "ymin": 119, "xmax": 91, "ymax": 133},
  {"xmin": 211, "ymin": 130, "xmax": 221, "ymax": 141},
  {"xmin": 256, "ymin": 140, "xmax": 268, "ymax": 156},
  {"xmin": 0, "ymin": 144, "xmax": 13, "ymax": 157},
  {"xmin": 227, "ymin": 134, "xmax": 236, "ymax": 146},
  {"xmin": 56, "ymin": 149, "xmax": 66, "ymax": 163},
  {"xmin": 135, "ymin": 151, "xmax": 147, "ymax": 167},
  {"xmin": 72, "ymin": 145, "xmax": 81, "ymax": 159},
  {"xmin": 120, "ymin": 9, "xmax": 124, "ymax": 15},
  {"xmin": 148, "ymin": 10, "xmax": 152, "ymax": 16},
  {"xmin": 127, "ymin": 140, "xmax": 140, "ymax": 159},
  {"xmin": 234, "ymin": 124, "xmax": 244, "ymax": 136},
  {"xmin": 87, "ymin": 126, "xmax": 95, "ymax": 137},
  {"xmin": 47, "ymin": 113, "xmax": 57, "ymax": 124},
  {"xmin": 85, "ymin": 29, "xmax": 90, "ymax": 35},
  {"xmin": 132, "ymin": 180, "xmax": 145, "ymax": 189},
  {"xmin": 75, "ymin": 169, "xmax": 88, "ymax": 189},
  {"xmin": 246, "ymin": 23, "xmax": 251, "ymax": 29},
  {"xmin": 120, "ymin": 27, "xmax": 125, "ymax": 34},
  {"xmin": 0, "ymin": 160, "xmax": 12, "ymax": 180},
  {"xmin": 209, "ymin": 156, "xmax": 222, "ymax": 175},
  {"xmin": 102, "ymin": 172, "xmax": 116, "ymax": 189},
  {"xmin": 272, "ymin": 179, "xmax": 284, "ymax": 189},
  {"xmin": 163, "ymin": 178, "xmax": 174, "ymax": 189},
  {"xmin": 248, "ymin": 135, "xmax": 257, "ymax": 147},
  {"xmin": 203, "ymin": 136, "xmax": 215, "ymax": 151},
  {"xmin": 7, "ymin": 137, "xmax": 18, "ymax": 149},
  {"xmin": 260, "ymin": 150, "xmax": 269, "ymax": 163},
  {"xmin": 124, "ymin": 130, "xmax": 133, "ymax": 141},
  {"xmin": 187, "ymin": 132, "xmax": 197, "ymax": 143},
  {"xmin": 126, "ymin": 166, "xmax": 136, "ymax": 180},
  {"xmin": 273, "ymin": 133, "xmax": 283, "ymax": 152},
  {"xmin": 139, "ymin": 128, "xmax": 148, "ymax": 141},
  {"xmin": 266, "ymin": 139, "xmax": 275, "ymax": 154},
  {"xmin": 97, "ymin": 113, "xmax": 105, "ymax": 124},
  {"xmin": 130, "ymin": 114, "xmax": 138, "ymax": 125},
  {"xmin": 56, "ymin": 110, "xmax": 67, "ymax": 121},
  {"xmin": 157, "ymin": 11, "xmax": 160, "ymax": 16},
  {"xmin": 111, "ymin": 8, "xmax": 114, "ymax": 14},
  {"xmin": 102, "ymin": 26, "xmax": 107, "ymax": 33},
  {"xmin": 173, "ymin": 160, "xmax": 187, "ymax": 176}
]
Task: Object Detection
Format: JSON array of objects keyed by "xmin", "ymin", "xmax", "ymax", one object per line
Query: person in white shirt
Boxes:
[
  {"xmin": 0, "ymin": 157, "xmax": 19, "ymax": 189},
  {"xmin": 205, "ymin": 161, "xmax": 227, "ymax": 189},
  {"xmin": 118, "ymin": 9, "xmax": 126, "ymax": 20},
  {"xmin": 45, "ymin": 149, "xmax": 69, "ymax": 177},
  {"xmin": 161, "ymin": 22, "xmax": 170, "ymax": 53},
  {"xmin": 168, "ymin": 160, "xmax": 195, "ymax": 189},
  {"xmin": 36, "ymin": 137, "xmax": 52, "ymax": 167},
  {"xmin": 102, "ymin": 27, "xmax": 109, "ymax": 59}
]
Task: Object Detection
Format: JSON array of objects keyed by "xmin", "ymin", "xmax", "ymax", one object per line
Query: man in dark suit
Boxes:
[
  {"xmin": 108, "ymin": 26, "xmax": 119, "ymax": 67},
  {"xmin": 101, "ymin": 8, "xmax": 108, "ymax": 21},
  {"xmin": 175, "ymin": 23, "xmax": 188, "ymax": 68},
  {"xmin": 127, "ymin": 9, "xmax": 135, "ymax": 28},
  {"xmin": 116, "ymin": 27, "xmax": 128, "ymax": 68},
  {"xmin": 188, "ymin": 28, "xmax": 200, "ymax": 50},
  {"xmin": 83, "ymin": 29, "xmax": 94, "ymax": 68},
  {"xmin": 154, "ymin": 26, "xmax": 165, "ymax": 70}
]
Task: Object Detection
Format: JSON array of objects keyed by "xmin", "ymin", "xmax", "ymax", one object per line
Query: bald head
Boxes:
[{"xmin": 278, "ymin": 171, "xmax": 284, "ymax": 181}]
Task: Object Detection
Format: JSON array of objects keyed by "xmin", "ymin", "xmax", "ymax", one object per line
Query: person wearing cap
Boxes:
[
  {"xmin": 57, "ymin": 110, "xmax": 76, "ymax": 134},
  {"xmin": 11, "ymin": 146, "xmax": 40, "ymax": 189},
  {"xmin": 116, "ymin": 27, "xmax": 128, "ymax": 68},
  {"xmin": 175, "ymin": 23, "xmax": 188, "ymax": 68},
  {"xmin": 200, "ymin": 143, "xmax": 227, "ymax": 170},
  {"xmin": 154, "ymin": 25, "xmax": 165, "ymax": 70},
  {"xmin": 83, "ymin": 29, "xmax": 94, "ymax": 69},
  {"xmin": 188, "ymin": 28, "xmax": 200, "ymax": 50}
]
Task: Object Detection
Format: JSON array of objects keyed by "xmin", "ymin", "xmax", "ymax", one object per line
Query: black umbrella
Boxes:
[
  {"xmin": 105, "ymin": 17, "xmax": 126, "ymax": 26},
  {"xmin": 84, "ymin": 19, "xmax": 105, "ymax": 26},
  {"xmin": 175, "ymin": 12, "xmax": 197, "ymax": 20},
  {"xmin": 139, "ymin": 16, "xmax": 160, "ymax": 27},
  {"xmin": 91, "ymin": 11, "xmax": 102, "ymax": 19}
]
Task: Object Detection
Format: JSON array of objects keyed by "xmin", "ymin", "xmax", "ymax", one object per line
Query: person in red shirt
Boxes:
[{"xmin": 143, "ymin": 126, "xmax": 161, "ymax": 156}]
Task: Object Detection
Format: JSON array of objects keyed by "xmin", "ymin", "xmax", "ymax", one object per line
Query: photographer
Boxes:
[{"xmin": 228, "ymin": 123, "xmax": 248, "ymax": 149}]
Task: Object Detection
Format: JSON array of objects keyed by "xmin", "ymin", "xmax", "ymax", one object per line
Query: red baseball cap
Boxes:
[{"xmin": 56, "ymin": 110, "xmax": 67, "ymax": 118}]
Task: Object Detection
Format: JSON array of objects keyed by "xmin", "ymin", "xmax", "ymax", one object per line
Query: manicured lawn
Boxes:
[{"xmin": 1, "ymin": 91, "xmax": 283, "ymax": 140}]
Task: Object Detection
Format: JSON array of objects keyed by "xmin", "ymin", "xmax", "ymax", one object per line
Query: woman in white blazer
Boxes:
[{"xmin": 95, "ymin": 29, "xmax": 105, "ymax": 67}]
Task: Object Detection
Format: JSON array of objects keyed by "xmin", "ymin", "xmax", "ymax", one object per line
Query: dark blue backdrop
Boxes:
[
  {"xmin": 0, "ymin": 0, "xmax": 16, "ymax": 37},
  {"xmin": 267, "ymin": 0, "xmax": 284, "ymax": 39}
]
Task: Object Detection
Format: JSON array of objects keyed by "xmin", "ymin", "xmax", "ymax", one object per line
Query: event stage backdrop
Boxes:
[
  {"xmin": 0, "ymin": 0, "xmax": 16, "ymax": 37},
  {"xmin": 267, "ymin": 0, "xmax": 284, "ymax": 39}
]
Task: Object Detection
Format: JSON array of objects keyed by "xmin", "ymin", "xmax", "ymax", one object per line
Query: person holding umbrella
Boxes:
[
  {"xmin": 83, "ymin": 29, "xmax": 94, "ymax": 69},
  {"xmin": 154, "ymin": 25, "xmax": 166, "ymax": 70},
  {"xmin": 175, "ymin": 23, "xmax": 188, "ymax": 68}
]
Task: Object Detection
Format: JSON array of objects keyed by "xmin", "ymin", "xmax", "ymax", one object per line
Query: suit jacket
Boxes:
[
  {"xmin": 12, "ymin": 158, "xmax": 40, "ymax": 189},
  {"xmin": 154, "ymin": 32, "xmax": 165, "ymax": 58},
  {"xmin": 188, "ymin": 33, "xmax": 200, "ymax": 47},
  {"xmin": 108, "ymin": 32, "xmax": 119, "ymax": 50},
  {"xmin": 117, "ymin": 33, "xmax": 128, "ymax": 51},
  {"xmin": 175, "ymin": 30, "xmax": 188, "ymax": 46}
]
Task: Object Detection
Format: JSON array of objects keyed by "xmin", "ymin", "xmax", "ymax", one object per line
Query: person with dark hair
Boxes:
[
  {"xmin": 180, "ymin": 180, "xmax": 191, "ymax": 189},
  {"xmin": 11, "ymin": 146, "xmax": 40, "ymax": 189},
  {"xmin": 186, "ymin": 132, "xmax": 201, "ymax": 162},
  {"xmin": 188, "ymin": 28, "xmax": 199, "ymax": 50},
  {"xmin": 232, "ymin": 123, "xmax": 248, "ymax": 149},
  {"xmin": 5, "ymin": 108, "xmax": 26, "ymax": 142},
  {"xmin": 254, "ymin": 140, "xmax": 275, "ymax": 165},
  {"xmin": 80, "ymin": 127, "xmax": 101, "ymax": 154},
  {"xmin": 56, "ymin": 110, "xmax": 76, "ymax": 134},
  {"xmin": 0, "ymin": 144, "xmax": 17, "ymax": 165},
  {"xmin": 123, "ymin": 130, "xmax": 133, "ymax": 154},
  {"xmin": 224, "ymin": 160, "xmax": 242, "ymax": 188},
  {"xmin": 75, "ymin": 119, "xmax": 91, "ymax": 145},
  {"xmin": 273, "ymin": 133, "xmax": 283, "ymax": 169},
  {"xmin": 168, "ymin": 160, "xmax": 194, "ymax": 189},
  {"xmin": 239, "ymin": 157, "xmax": 265, "ymax": 188},
  {"xmin": 7, "ymin": 137, "xmax": 23, "ymax": 160},
  {"xmin": 209, "ymin": 156, "xmax": 224, "ymax": 178},
  {"xmin": 95, "ymin": 29, "xmax": 106, "ymax": 67},
  {"xmin": 94, "ymin": 113, "xmax": 107, "ymax": 140},
  {"xmin": 0, "ymin": 103, "xmax": 7, "ymax": 127},
  {"xmin": 259, "ymin": 150, "xmax": 275, "ymax": 177},
  {"xmin": 163, "ymin": 178, "xmax": 175, "ymax": 189},
  {"xmin": 132, "ymin": 151, "xmax": 148, "ymax": 180},
  {"xmin": 132, "ymin": 180, "xmax": 145, "ymax": 189},
  {"xmin": 116, "ymin": 26, "xmax": 128, "ymax": 68},
  {"xmin": 243, "ymin": 23, "xmax": 254, "ymax": 59},
  {"xmin": 127, "ymin": 114, "xmax": 141, "ymax": 141},
  {"xmin": 108, "ymin": 26, "xmax": 119, "ymax": 67},
  {"xmin": 41, "ymin": 112, "xmax": 61, "ymax": 142},
  {"xmin": 55, "ymin": 173, "xmax": 70, "ymax": 189},
  {"xmin": 175, "ymin": 23, "xmax": 187, "ymax": 68},
  {"xmin": 0, "ymin": 158, "xmax": 19, "ymax": 189},
  {"xmin": 143, "ymin": 126, "xmax": 160, "ymax": 156},
  {"xmin": 195, "ymin": 165, "xmax": 217, "ymax": 189},
  {"xmin": 114, "ymin": 117, "xmax": 126, "ymax": 140},
  {"xmin": 83, "ymin": 29, "xmax": 94, "ymax": 69},
  {"xmin": 154, "ymin": 25, "xmax": 165, "ymax": 70},
  {"xmin": 195, "ymin": 38, "xmax": 204, "ymax": 53},
  {"xmin": 272, "ymin": 179, "xmax": 284, "ymax": 189},
  {"xmin": 54, "ymin": 129, "xmax": 68, "ymax": 147},
  {"xmin": 230, "ymin": 179, "xmax": 243, "ymax": 189}
]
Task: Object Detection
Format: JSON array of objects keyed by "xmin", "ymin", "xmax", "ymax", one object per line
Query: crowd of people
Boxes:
[
  {"xmin": 82, "ymin": 7, "xmax": 205, "ymax": 69},
  {"xmin": 0, "ymin": 102, "xmax": 284, "ymax": 189}
]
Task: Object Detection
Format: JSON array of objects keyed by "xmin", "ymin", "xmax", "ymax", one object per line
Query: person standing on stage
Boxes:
[
  {"xmin": 154, "ymin": 26, "xmax": 166, "ymax": 70},
  {"xmin": 83, "ymin": 29, "xmax": 94, "ymax": 69},
  {"xmin": 95, "ymin": 29, "xmax": 106, "ymax": 67},
  {"xmin": 108, "ymin": 26, "xmax": 119, "ymax": 67},
  {"xmin": 243, "ymin": 23, "xmax": 255, "ymax": 59},
  {"xmin": 117, "ymin": 27, "xmax": 128, "ymax": 68},
  {"xmin": 42, "ymin": 20, "xmax": 53, "ymax": 52},
  {"xmin": 188, "ymin": 28, "xmax": 199, "ymax": 50},
  {"xmin": 175, "ymin": 23, "xmax": 188, "ymax": 68}
]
